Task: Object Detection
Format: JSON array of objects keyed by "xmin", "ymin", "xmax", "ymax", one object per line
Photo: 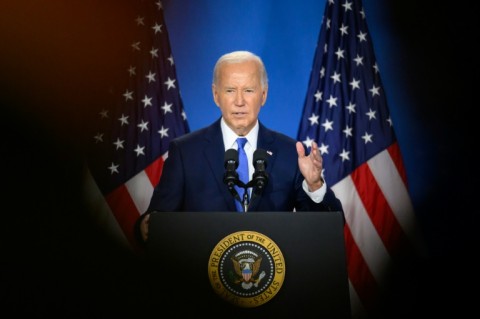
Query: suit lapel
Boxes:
[
  {"xmin": 201, "ymin": 120, "xmax": 280, "ymax": 212},
  {"xmin": 249, "ymin": 122, "xmax": 277, "ymax": 211},
  {"xmin": 203, "ymin": 118, "xmax": 237, "ymax": 211}
]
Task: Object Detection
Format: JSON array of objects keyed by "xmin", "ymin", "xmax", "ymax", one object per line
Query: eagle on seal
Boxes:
[{"xmin": 232, "ymin": 256, "xmax": 262, "ymax": 284}]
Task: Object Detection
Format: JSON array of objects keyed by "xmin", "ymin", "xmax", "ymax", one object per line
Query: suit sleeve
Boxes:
[
  {"xmin": 294, "ymin": 169, "xmax": 344, "ymax": 214},
  {"xmin": 146, "ymin": 140, "xmax": 186, "ymax": 212},
  {"xmin": 134, "ymin": 141, "xmax": 186, "ymax": 246}
]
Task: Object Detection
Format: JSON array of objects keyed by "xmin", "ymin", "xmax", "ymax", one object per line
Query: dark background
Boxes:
[{"xmin": 1, "ymin": 1, "xmax": 476, "ymax": 317}]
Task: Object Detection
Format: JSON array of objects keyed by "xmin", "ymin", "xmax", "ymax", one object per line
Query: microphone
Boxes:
[
  {"xmin": 223, "ymin": 149, "xmax": 240, "ymax": 198},
  {"xmin": 251, "ymin": 149, "xmax": 269, "ymax": 196}
]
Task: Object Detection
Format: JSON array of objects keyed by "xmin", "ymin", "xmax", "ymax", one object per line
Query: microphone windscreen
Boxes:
[
  {"xmin": 253, "ymin": 149, "xmax": 268, "ymax": 167},
  {"xmin": 224, "ymin": 148, "xmax": 239, "ymax": 168}
]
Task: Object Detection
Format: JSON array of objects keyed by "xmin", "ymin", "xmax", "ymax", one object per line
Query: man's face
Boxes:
[{"xmin": 212, "ymin": 60, "xmax": 268, "ymax": 136}]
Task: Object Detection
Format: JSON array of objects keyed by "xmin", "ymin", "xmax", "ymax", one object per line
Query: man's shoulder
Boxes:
[
  {"xmin": 272, "ymin": 130, "xmax": 297, "ymax": 144},
  {"xmin": 175, "ymin": 126, "xmax": 208, "ymax": 142},
  {"xmin": 259, "ymin": 123, "xmax": 297, "ymax": 146},
  {"xmin": 172, "ymin": 119, "xmax": 220, "ymax": 146}
]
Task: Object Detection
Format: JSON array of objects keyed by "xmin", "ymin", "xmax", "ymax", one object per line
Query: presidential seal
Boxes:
[{"xmin": 208, "ymin": 230, "xmax": 285, "ymax": 308}]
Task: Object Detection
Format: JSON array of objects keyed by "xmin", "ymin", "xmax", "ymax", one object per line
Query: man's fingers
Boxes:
[
  {"xmin": 296, "ymin": 141, "xmax": 305, "ymax": 157},
  {"xmin": 310, "ymin": 141, "xmax": 319, "ymax": 156},
  {"xmin": 141, "ymin": 214, "xmax": 150, "ymax": 242}
]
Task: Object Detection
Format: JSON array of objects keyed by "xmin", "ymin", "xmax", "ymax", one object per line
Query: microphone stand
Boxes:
[
  {"xmin": 241, "ymin": 185, "xmax": 249, "ymax": 212},
  {"xmin": 234, "ymin": 180, "xmax": 250, "ymax": 212},
  {"xmin": 224, "ymin": 146, "xmax": 269, "ymax": 212},
  {"xmin": 238, "ymin": 173, "xmax": 268, "ymax": 212}
]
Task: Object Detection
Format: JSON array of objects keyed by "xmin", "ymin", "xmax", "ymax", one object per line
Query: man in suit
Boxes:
[{"xmin": 136, "ymin": 50, "xmax": 343, "ymax": 242}]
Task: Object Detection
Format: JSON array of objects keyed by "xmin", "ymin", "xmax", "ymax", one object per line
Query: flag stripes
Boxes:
[
  {"xmin": 297, "ymin": 0, "xmax": 424, "ymax": 316},
  {"xmin": 85, "ymin": 0, "xmax": 189, "ymax": 250}
]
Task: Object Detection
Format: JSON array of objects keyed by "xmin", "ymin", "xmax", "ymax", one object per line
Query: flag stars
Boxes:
[
  {"xmin": 346, "ymin": 102, "xmax": 356, "ymax": 113},
  {"xmin": 113, "ymin": 138, "xmax": 125, "ymax": 150},
  {"xmin": 134, "ymin": 144, "xmax": 145, "ymax": 156},
  {"xmin": 137, "ymin": 120, "xmax": 149, "ymax": 132},
  {"xmin": 321, "ymin": 119, "xmax": 334, "ymax": 132},
  {"xmin": 343, "ymin": 125, "xmax": 353, "ymax": 137},
  {"xmin": 319, "ymin": 143, "xmax": 329, "ymax": 155},
  {"xmin": 161, "ymin": 101, "xmax": 173, "ymax": 114},
  {"xmin": 386, "ymin": 116, "xmax": 393, "ymax": 126},
  {"xmin": 93, "ymin": 133, "xmax": 104, "ymax": 143},
  {"xmin": 142, "ymin": 95, "xmax": 153, "ymax": 107},
  {"xmin": 150, "ymin": 47, "xmax": 159, "ymax": 58},
  {"xmin": 373, "ymin": 63, "xmax": 380, "ymax": 73},
  {"xmin": 308, "ymin": 113, "xmax": 320, "ymax": 126},
  {"xmin": 335, "ymin": 48, "xmax": 345, "ymax": 60},
  {"xmin": 353, "ymin": 54, "xmax": 363, "ymax": 66},
  {"xmin": 331, "ymin": 71, "xmax": 341, "ymax": 83},
  {"xmin": 118, "ymin": 114, "xmax": 129, "ymax": 126},
  {"xmin": 369, "ymin": 85, "xmax": 380, "ymax": 97},
  {"xmin": 339, "ymin": 149, "xmax": 350, "ymax": 162},
  {"xmin": 326, "ymin": 18, "xmax": 331, "ymax": 29},
  {"xmin": 357, "ymin": 31, "xmax": 367, "ymax": 42},
  {"xmin": 349, "ymin": 78, "xmax": 360, "ymax": 90},
  {"xmin": 123, "ymin": 90, "xmax": 134, "ymax": 101},
  {"xmin": 152, "ymin": 23, "xmax": 162, "ymax": 34},
  {"xmin": 99, "ymin": 109, "xmax": 109, "ymax": 119},
  {"xmin": 294, "ymin": 2, "xmax": 405, "ymax": 283},
  {"xmin": 127, "ymin": 66, "xmax": 136, "ymax": 76},
  {"xmin": 131, "ymin": 41, "xmax": 141, "ymax": 51},
  {"xmin": 342, "ymin": 1, "xmax": 353, "ymax": 12},
  {"xmin": 360, "ymin": 8, "xmax": 366, "ymax": 19},
  {"xmin": 326, "ymin": 95, "xmax": 338, "ymax": 107},
  {"xmin": 314, "ymin": 90, "xmax": 323, "ymax": 102},
  {"xmin": 362, "ymin": 132, "xmax": 373, "ymax": 144},
  {"xmin": 89, "ymin": 1, "xmax": 192, "ymax": 218},
  {"xmin": 108, "ymin": 162, "xmax": 119, "ymax": 174},
  {"xmin": 320, "ymin": 67, "xmax": 325, "ymax": 78},
  {"xmin": 135, "ymin": 16, "xmax": 145, "ymax": 26},
  {"xmin": 146, "ymin": 71, "xmax": 156, "ymax": 83},
  {"xmin": 302, "ymin": 136, "xmax": 315, "ymax": 149},
  {"xmin": 164, "ymin": 77, "xmax": 176, "ymax": 90},
  {"xmin": 366, "ymin": 109, "xmax": 376, "ymax": 120},
  {"xmin": 181, "ymin": 110, "xmax": 187, "ymax": 120},
  {"xmin": 158, "ymin": 126, "xmax": 169, "ymax": 138}
]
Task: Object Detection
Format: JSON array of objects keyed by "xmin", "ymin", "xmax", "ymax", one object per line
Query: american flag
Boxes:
[
  {"xmin": 85, "ymin": 0, "xmax": 189, "ymax": 249},
  {"xmin": 297, "ymin": 0, "xmax": 424, "ymax": 317}
]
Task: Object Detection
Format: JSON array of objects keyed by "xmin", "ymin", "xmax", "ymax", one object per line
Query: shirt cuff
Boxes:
[{"xmin": 302, "ymin": 179, "xmax": 327, "ymax": 203}]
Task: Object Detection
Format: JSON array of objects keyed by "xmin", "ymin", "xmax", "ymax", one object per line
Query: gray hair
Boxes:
[{"xmin": 212, "ymin": 50, "xmax": 268, "ymax": 89}]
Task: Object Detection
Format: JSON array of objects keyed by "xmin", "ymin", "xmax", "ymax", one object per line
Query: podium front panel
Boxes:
[{"xmin": 146, "ymin": 211, "xmax": 351, "ymax": 318}]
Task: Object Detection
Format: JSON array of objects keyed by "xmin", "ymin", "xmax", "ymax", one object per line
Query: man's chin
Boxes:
[{"xmin": 232, "ymin": 124, "xmax": 249, "ymax": 136}]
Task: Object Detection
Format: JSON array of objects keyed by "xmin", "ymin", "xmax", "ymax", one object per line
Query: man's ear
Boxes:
[
  {"xmin": 262, "ymin": 87, "xmax": 268, "ymax": 106},
  {"xmin": 212, "ymin": 84, "xmax": 220, "ymax": 106}
]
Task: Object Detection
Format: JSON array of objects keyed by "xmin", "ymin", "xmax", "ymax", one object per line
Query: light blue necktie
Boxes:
[{"xmin": 235, "ymin": 137, "xmax": 249, "ymax": 212}]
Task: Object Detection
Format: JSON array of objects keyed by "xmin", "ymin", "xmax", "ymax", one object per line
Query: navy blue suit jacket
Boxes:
[{"xmin": 146, "ymin": 118, "xmax": 343, "ymax": 213}]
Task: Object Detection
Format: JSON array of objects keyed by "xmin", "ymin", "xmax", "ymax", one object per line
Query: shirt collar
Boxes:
[{"xmin": 220, "ymin": 117, "xmax": 259, "ymax": 150}]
